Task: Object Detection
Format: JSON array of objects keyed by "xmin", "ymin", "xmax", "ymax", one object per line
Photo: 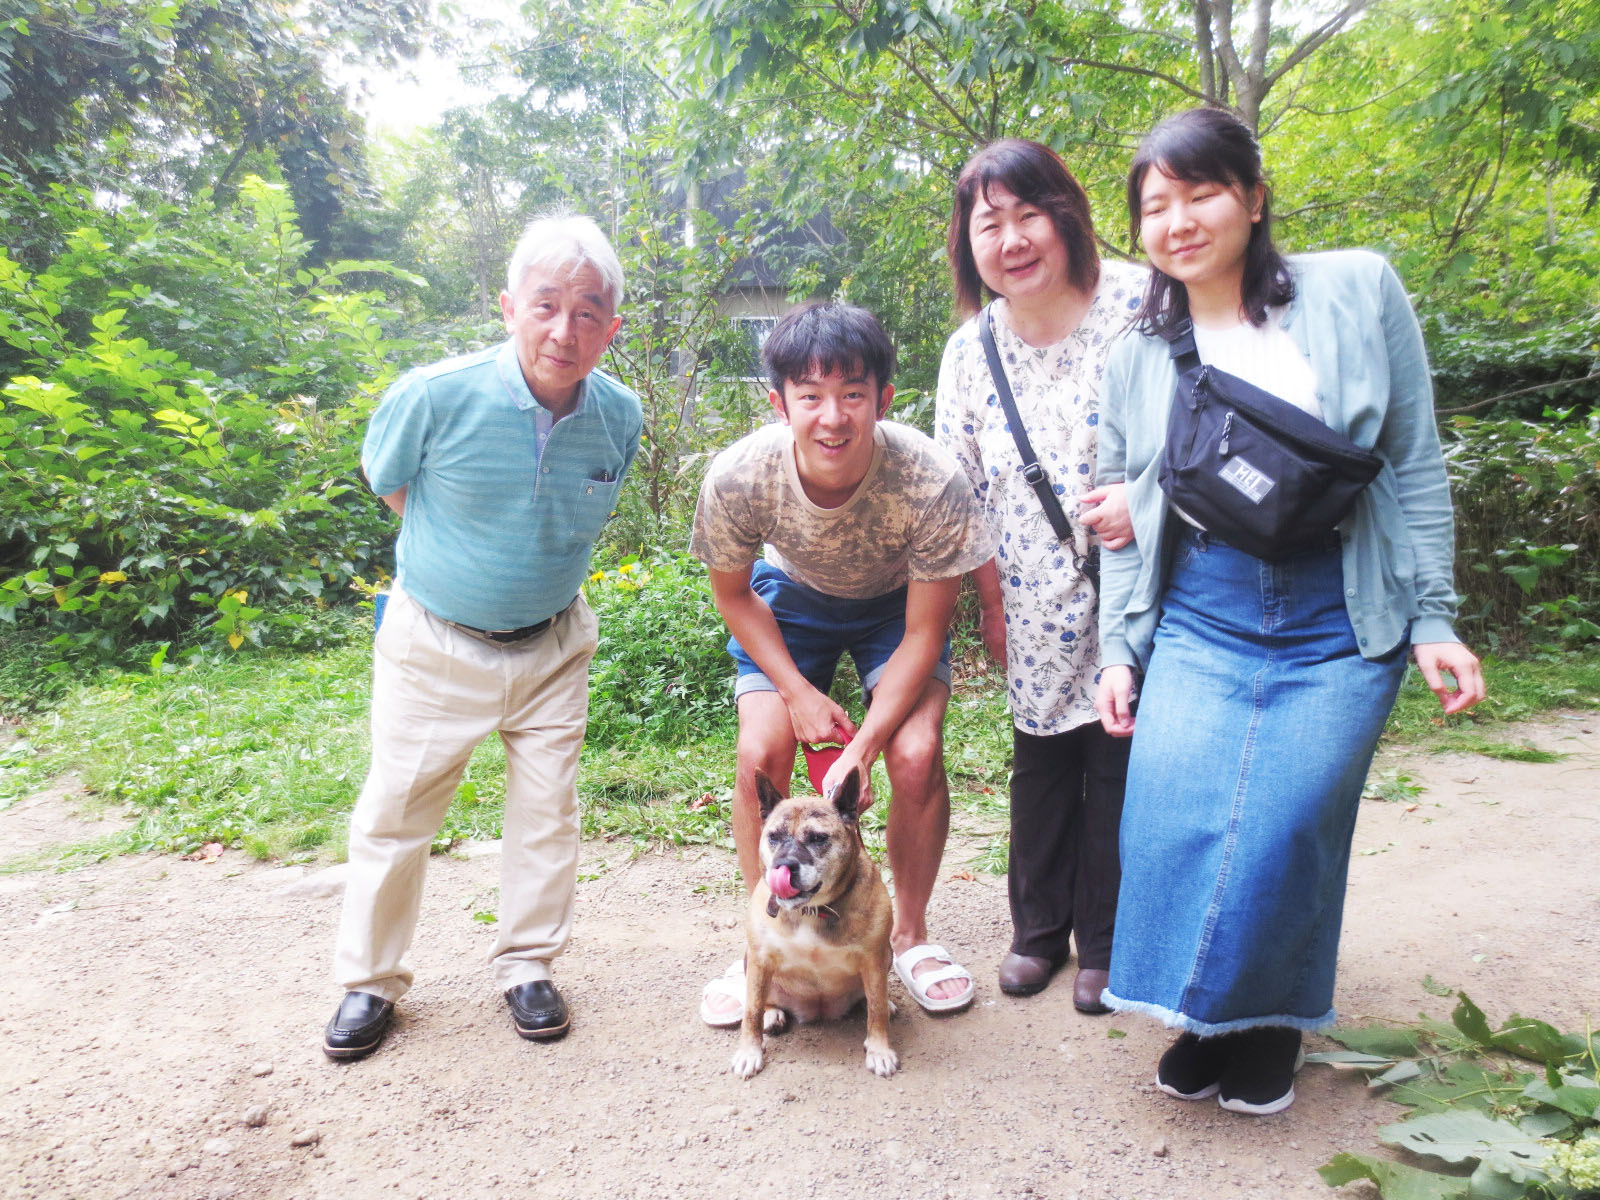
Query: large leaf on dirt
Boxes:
[
  {"xmin": 1306, "ymin": 1049, "xmax": 1401, "ymax": 1070},
  {"xmin": 1489, "ymin": 1014, "xmax": 1572, "ymax": 1065},
  {"xmin": 1391, "ymin": 1061, "xmax": 1533, "ymax": 1113},
  {"xmin": 1379, "ymin": 1110, "xmax": 1554, "ymax": 1183},
  {"xmin": 1326, "ymin": 1025, "xmax": 1428, "ymax": 1058},
  {"xmin": 1319, "ymin": 1152, "xmax": 1467, "ymax": 1200}
]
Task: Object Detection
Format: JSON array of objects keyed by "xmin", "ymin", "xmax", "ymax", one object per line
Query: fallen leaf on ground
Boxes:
[{"xmin": 186, "ymin": 842, "xmax": 224, "ymax": 863}]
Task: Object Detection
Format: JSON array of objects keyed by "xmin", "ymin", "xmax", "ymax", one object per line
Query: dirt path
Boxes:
[{"xmin": 3, "ymin": 715, "xmax": 1597, "ymax": 1200}]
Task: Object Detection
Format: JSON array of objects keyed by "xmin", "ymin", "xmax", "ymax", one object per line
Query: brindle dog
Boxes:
[{"xmin": 730, "ymin": 768, "xmax": 896, "ymax": 1079}]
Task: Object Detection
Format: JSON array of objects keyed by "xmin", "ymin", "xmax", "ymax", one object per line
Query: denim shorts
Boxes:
[
  {"xmin": 1103, "ymin": 527, "xmax": 1407, "ymax": 1034},
  {"xmin": 729, "ymin": 560, "xmax": 952, "ymax": 701}
]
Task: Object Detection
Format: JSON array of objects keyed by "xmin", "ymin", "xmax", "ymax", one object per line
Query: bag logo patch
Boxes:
[{"xmin": 1217, "ymin": 456, "xmax": 1275, "ymax": 504}]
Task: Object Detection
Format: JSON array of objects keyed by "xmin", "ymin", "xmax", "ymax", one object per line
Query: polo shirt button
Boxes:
[
  {"xmin": 1359, "ymin": 637, "xmax": 1368, "ymax": 646},
  {"xmin": 541, "ymin": 466, "xmax": 550, "ymax": 473},
  {"xmin": 1346, "ymin": 587, "xmax": 1356, "ymax": 597}
]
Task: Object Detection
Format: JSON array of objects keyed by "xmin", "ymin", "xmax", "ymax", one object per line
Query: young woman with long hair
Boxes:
[{"xmin": 1094, "ymin": 107, "xmax": 1485, "ymax": 1114}]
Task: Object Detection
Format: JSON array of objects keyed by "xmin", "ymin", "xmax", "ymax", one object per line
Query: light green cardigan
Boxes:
[{"xmin": 1097, "ymin": 249, "xmax": 1461, "ymax": 673}]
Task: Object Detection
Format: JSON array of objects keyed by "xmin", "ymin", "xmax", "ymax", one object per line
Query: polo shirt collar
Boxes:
[{"xmin": 495, "ymin": 339, "xmax": 590, "ymax": 416}]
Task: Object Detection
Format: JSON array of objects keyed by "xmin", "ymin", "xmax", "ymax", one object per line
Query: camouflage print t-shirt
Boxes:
[{"xmin": 689, "ymin": 420, "xmax": 994, "ymax": 599}]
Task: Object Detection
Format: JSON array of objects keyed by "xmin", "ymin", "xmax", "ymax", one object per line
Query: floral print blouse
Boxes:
[{"xmin": 934, "ymin": 259, "xmax": 1146, "ymax": 734}]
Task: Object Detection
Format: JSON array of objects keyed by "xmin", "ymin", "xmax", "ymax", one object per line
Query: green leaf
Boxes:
[
  {"xmin": 1305, "ymin": 1049, "xmax": 1399, "ymax": 1069},
  {"xmin": 1318, "ymin": 1151, "xmax": 1468, "ymax": 1200},
  {"xmin": 1327, "ymin": 1025, "xmax": 1428, "ymax": 1057},
  {"xmin": 1489, "ymin": 1015, "xmax": 1570, "ymax": 1065},
  {"xmin": 1522, "ymin": 1072, "xmax": 1600, "ymax": 1120},
  {"xmin": 1452, "ymin": 994, "xmax": 1495, "ymax": 1047}
]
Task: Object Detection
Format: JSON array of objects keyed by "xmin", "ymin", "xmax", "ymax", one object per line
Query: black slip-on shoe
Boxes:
[
  {"xmin": 1156, "ymin": 1031, "xmax": 1237, "ymax": 1100},
  {"xmin": 323, "ymin": 991, "xmax": 394, "ymax": 1061},
  {"xmin": 506, "ymin": 980, "xmax": 570, "ymax": 1041},
  {"xmin": 1217, "ymin": 1027, "xmax": 1305, "ymax": 1115}
]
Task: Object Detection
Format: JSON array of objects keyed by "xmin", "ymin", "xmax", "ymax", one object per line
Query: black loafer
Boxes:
[
  {"xmin": 323, "ymin": 991, "xmax": 394, "ymax": 1061},
  {"xmin": 506, "ymin": 980, "xmax": 570, "ymax": 1041}
]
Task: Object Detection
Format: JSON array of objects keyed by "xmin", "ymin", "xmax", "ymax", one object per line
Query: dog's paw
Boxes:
[
  {"xmin": 762, "ymin": 1006, "xmax": 788, "ymax": 1034},
  {"xmin": 863, "ymin": 1040, "xmax": 898, "ymax": 1078},
  {"xmin": 730, "ymin": 1041, "xmax": 765, "ymax": 1079}
]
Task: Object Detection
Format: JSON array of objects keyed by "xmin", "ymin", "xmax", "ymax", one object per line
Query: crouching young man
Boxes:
[{"xmin": 690, "ymin": 301, "xmax": 994, "ymax": 1023}]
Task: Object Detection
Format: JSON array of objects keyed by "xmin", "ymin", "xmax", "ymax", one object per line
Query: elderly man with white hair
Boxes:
[{"xmin": 324, "ymin": 214, "xmax": 642, "ymax": 1060}]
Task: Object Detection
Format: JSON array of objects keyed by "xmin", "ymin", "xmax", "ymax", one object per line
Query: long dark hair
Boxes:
[
  {"xmin": 1126, "ymin": 107, "xmax": 1293, "ymax": 337},
  {"xmin": 947, "ymin": 139, "xmax": 1100, "ymax": 318}
]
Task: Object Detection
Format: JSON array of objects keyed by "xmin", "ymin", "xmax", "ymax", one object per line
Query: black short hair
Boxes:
[
  {"xmin": 947, "ymin": 138, "xmax": 1101, "ymax": 318},
  {"xmin": 763, "ymin": 301, "xmax": 896, "ymax": 396},
  {"xmin": 1127, "ymin": 107, "xmax": 1294, "ymax": 336}
]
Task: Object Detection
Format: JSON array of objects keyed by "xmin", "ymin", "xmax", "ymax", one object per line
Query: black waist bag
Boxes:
[{"xmin": 1158, "ymin": 320, "xmax": 1383, "ymax": 560}]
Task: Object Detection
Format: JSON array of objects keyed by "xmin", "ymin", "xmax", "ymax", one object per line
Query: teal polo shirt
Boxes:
[{"xmin": 362, "ymin": 340, "xmax": 642, "ymax": 630}]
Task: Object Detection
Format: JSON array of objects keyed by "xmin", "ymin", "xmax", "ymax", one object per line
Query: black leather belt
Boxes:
[{"xmin": 441, "ymin": 614, "xmax": 555, "ymax": 644}]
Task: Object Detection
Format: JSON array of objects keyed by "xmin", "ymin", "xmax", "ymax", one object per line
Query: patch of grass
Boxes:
[
  {"xmin": 21, "ymin": 642, "xmax": 377, "ymax": 859},
  {"xmin": 1384, "ymin": 650, "xmax": 1600, "ymax": 748}
]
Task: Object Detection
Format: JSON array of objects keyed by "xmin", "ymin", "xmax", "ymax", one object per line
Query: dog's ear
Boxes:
[
  {"xmin": 831, "ymin": 768, "xmax": 861, "ymax": 824},
  {"xmin": 755, "ymin": 772, "xmax": 786, "ymax": 821}
]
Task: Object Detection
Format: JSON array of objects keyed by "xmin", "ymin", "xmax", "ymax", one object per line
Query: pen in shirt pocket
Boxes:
[{"xmin": 591, "ymin": 468, "xmax": 617, "ymax": 483}]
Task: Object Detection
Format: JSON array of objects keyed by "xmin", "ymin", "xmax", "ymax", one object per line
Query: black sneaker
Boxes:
[
  {"xmin": 1217, "ymin": 1027, "xmax": 1304, "ymax": 1115},
  {"xmin": 1156, "ymin": 1032, "xmax": 1236, "ymax": 1100}
]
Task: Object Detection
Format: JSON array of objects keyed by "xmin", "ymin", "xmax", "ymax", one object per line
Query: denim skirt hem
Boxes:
[{"xmin": 1101, "ymin": 990, "xmax": 1336, "ymax": 1036}]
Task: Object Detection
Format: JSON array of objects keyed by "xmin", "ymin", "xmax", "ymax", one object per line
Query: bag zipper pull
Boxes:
[
  {"xmin": 1190, "ymin": 365, "xmax": 1210, "ymax": 410},
  {"xmin": 1218, "ymin": 411, "xmax": 1234, "ymax": 457}
]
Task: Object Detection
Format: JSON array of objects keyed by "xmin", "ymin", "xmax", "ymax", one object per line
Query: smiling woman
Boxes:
[
  {"xmin": 1094, "ymin": 106, "xmax": 1487, "ymax": 1117},
  {"xmin": 933, "ymin": 139, "xmax": 1147, "ymax": 1014}
]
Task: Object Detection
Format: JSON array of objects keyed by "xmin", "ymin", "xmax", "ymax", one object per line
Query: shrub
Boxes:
[
  {"xmin": 584, "ymin": 553, "xmax": 735, "ymax": 747},
  {"xmin": 1444, "ymin": 410, "xmax": 1600, "ymax": 651},
  {"xmin": 0, "ymin": 174, "xmax": 425, "ymax": 657}
]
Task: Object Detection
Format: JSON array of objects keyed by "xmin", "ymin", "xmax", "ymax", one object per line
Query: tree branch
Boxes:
[
  {"xmin": 1047, "ymin": 56, "xmax": 1209, "ymax": 102},
  {"xmin": 1261, "ymin": 0, "xmax": 1373, "ymax": 91},
  {"xmin": 1436, "ymin": 372, "xmax": 1600, "ymax": 415}
]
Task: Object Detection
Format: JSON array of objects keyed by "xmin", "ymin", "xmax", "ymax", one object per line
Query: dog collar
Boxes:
[{"xmin": 767, "ymin": 895, "xmax": 840, "ymax": 924}]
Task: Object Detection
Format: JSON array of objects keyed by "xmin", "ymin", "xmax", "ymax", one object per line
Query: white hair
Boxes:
[{"xmin": 504, "ymin": 214, "xmax": 624, "ymax": 310}]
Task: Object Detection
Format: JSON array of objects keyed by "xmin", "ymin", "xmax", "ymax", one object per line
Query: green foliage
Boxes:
[
  {"xmin": 1312, "ymin": 992, "xmax": 1600, "ymax": 1200},
  {"xmin": 584, "ymin": 554, "xmax": 737, "ymax": 747},
  {"xmin": 1444, "ymin": 411, "xmax": 1600, "ymax": 650},
  {"xmin": 0, "ymin": 172, "xmax": 422, "ymax": 657}
]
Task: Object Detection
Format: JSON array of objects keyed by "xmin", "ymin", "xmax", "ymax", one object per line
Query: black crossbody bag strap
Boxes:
[
  {"xmin": 978, "ymin": 304, "xmax": 1074, "ymax": 542},
  {"xmin": 1164, "ymin": 317, "xmax": 1202, "ymax": 375}
]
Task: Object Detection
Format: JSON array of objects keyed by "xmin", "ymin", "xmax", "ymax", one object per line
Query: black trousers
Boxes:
[{"xmin": 1007, "ymin": 722, "xmax": 1129, "ymax": 969}]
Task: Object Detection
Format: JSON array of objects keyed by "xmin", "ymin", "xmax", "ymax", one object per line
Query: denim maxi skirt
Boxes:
[{"xmin": 1102, "ymin": 528, "xmax": 1408, "ymax": 1035}]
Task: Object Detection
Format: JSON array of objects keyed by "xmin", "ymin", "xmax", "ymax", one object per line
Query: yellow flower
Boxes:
[
  {"xmin": 589, "ymin": 570, "xmax": 605, "ymax": 583},
  {"xmin": 618, "ymin": 562, "xmax": 637, "ymax": 575},
  {"xmin": 98, "ymin": 570, "xmax": 127, "ymax": 584}
]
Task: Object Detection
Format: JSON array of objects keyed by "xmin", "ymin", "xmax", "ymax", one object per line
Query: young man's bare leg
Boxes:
[
  {"xmin": 702, "ymin": 690, "xmax": 797, "ymax": 1023},
  {"xmin": 882, "ymin": 680, "xmax": 969, "ymax": 1004}
]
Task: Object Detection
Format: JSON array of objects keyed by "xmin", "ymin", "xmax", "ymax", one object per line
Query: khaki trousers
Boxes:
[{"xmin": 333, "ymin": 585, "xmax": 598, "ymax": 1001}]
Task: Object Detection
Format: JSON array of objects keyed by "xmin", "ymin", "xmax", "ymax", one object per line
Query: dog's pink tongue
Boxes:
[{"xmin": 767, "ymin": 864, "xmax": 799, "ymax": 899}]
